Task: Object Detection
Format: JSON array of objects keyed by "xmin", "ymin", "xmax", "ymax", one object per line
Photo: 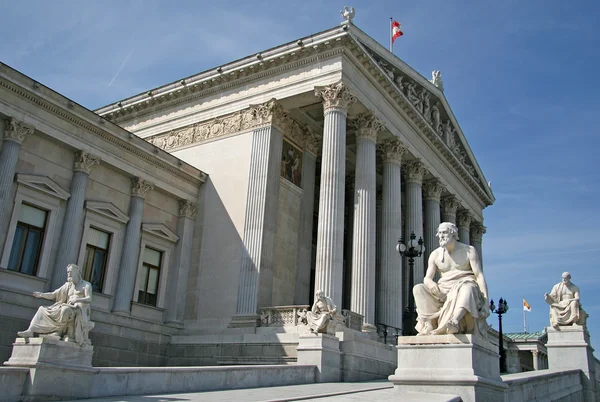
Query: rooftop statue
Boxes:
[
  {"xmin": 340, "ymin": 6, "xmax": 355, "ymax": 23},
  {"xmin": 17, "ymin": 263, "xmax": 94, "ymax": 346},
  {"xmin": 413, "ymin": 222, "xmax": 490, "ymax": 335},
  {"xmin": 544, "ymin": 272, "xmax": 588, "ymax": 329},
  {"xmin": 298, "ymin": 290, "xmax": 339, "ymax": 333},
  {"xmin": 431, "ymin": 70, "xmax": 444, "ymax": 91}
]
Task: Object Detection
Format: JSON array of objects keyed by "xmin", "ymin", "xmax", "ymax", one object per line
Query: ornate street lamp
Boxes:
[
  {"xmin": 397, "ymin": 231, "xmax": 425, "ymax": 336},
  {"xmin": 490, "ymin": 298, "xmax": 509, "ymax": 373}
]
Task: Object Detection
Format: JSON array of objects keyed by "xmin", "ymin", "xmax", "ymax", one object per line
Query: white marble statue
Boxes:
[
  {"xmin": 544, "ymin": 272, "xmax": 588, "ymax": 329},
  {"xmin": 413, "ymin": 222, "xmax": 490, "ymax": 335},
  {"xmin": 340, "ymin": 6, "xmax": 355, "ymax": 23},
  {"xmin": 298, "ymin": 290, "xmax": 338, "ymax": 333},
  {"xmin": 431, "ymin": 103, "xmax": 442, "ymax": 134},
  {"xmin": 17, "ymin": 264, "xmax": 94, "ymax": 345},
  {"xmin": 431, "ymin": 70, "xmax": 444, "ymax": 91},
  {"xmin": 406, "ymin": 83, "xmax": 421, "ymax": 110}
]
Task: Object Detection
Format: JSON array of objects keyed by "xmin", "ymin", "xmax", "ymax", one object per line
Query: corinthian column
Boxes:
[
  {"xmin": 403, "ymin": 160, "xmax": 427, "ymax": 284},
  {"xmin": 470, "ymin": 221, "xmax": 486, "ymax": 269},
  {"xmin": 313, "ymin": 81, "xmax": 356, "ymax": 308},
  {"xmin": 376, "ymin": 138, "xmax": 407, "ymax": 331},
  {"xmin": 440, "ymin": 195, "xmax": 460, "ymax": 224},
  {"xmin": 350, "ymin": 112, "xmax": 383, "ymax": 332},
  {"xmin": 113, "ymin": 177, "xmax": 154, "ymax": 314},
  {"xmin": 294, "ymin": 128, "xmax": 320, "ymax": 305},
  {"xmin": 51, "ymin": 151, "xmax": 100, "ymax": 288},
  {"xmin": 165, "ymin": 200, "xmax": 197, "ymax": 324},
  {"xmin": 422, "ymin": 178, "xmax": 444, "ymax": 273},
  {"xmin": 232, "ymin": 100, "xmax": 284, "ymax": 326},
  {"xmin": 0, "ymin": 119, "xmax": 34, "ymax": 246},
  {"xmin": 457, "ymin": 209, "xmax": 472, "ymax": 245}
]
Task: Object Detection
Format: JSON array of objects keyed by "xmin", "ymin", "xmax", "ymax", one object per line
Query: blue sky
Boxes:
[{"xmin": 2, "ymin": 1, "xmax": 599, "ymax": 348}]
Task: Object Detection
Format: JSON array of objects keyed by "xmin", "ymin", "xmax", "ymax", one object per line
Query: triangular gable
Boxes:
[
  {"xmin": 142, "ymin": 223, "xmax": 179, "ymax": 243},
  {"xmin": 15, "ymin": 174, "xmax": 70, "ymax": 200},
  {"xmin": 346, "ymin": 26, "xmax": 494, "ymax": 203},
  {"xmin": 85, "ymin": 201, "xmax": 130, "ymax": 224}
]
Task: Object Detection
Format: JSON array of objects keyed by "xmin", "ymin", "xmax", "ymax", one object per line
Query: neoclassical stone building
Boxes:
[{"xmin": 0, "ymin": 20, "xmax": 493, "ymax": 373}]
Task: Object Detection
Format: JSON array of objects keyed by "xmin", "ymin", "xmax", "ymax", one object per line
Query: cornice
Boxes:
[{"xmin": 0, "ymin": 72, "xmax": 207, "ymax": 189}]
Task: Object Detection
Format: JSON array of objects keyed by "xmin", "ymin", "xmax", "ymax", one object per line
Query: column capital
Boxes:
[
  {"xmin": 131, "ymin": 177, "xmax": 154, "ymax": 199},
  {"xmin": 422, "ymin": 179, "xmax": 445, "ymax": 202},
  {"xmin": 456, "ymin": 209, "xmax": 473, "ymax": 230},
  {"xmin": 352, "ymin": 112, "xmax": 385, "ymax": 143},
  {"xmin": 179, "ymin": 199, "xmax": 198, "ymax": 219},
  {"xmin": 403, "ymin": 160, "xmax": 427, "ymax": 184},
  {"xmin": 377, "ymin": 138, "xmax": 408, "ymax": 165},
  {"xmin": 314, "ymin": 81, "xmax": 357, "ymax": 113},
  {"xmin": 440, "ymin": 195, "xmax": 461, "ymax": 217},
  {"xmin": 304, "ymin": 126, "xmax": 321, "ymax": 156},
  {"xmin": 249, "ymin": 98, "xmax": 290, "ymax": 132},
  {"xmin": 4, "ymin": 118, "xmax": 34, "ymax": 145},
  {"xmin": 73, "ymin": 150, "xmax": 100, "ymax": 174},
  {"xmin": 470, "ymin": 222, "xmax": 487, "ymax": 241}
]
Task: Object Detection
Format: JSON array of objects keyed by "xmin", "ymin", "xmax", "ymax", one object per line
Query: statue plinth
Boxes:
[
  {"xmin": 4, "ymin": 337, "xmax": 93, "ymax": 369},
  {"xmin": 389, "ymin": 334, "xmax": 507, "ymax": 402}
]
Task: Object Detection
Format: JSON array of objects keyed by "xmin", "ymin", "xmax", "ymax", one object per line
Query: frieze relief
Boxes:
[{"xmin": 366, "ymin": 48, "xmax": 480, "ymax": 184}]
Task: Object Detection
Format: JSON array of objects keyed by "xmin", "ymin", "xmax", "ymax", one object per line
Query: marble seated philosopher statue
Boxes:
[
  {"xmin": 413, "ymin": 222, "xmax": 490, "ymax": 336},
  {"xmin": 298, "ymin": 290, "xmax": 339, "ymax": 333},
  {"xmin": 544, "ymin": 272, "xmax": 587, "ymax": 329},
  {"xmin": 17, "ymin": 263, "xmax": 94, "ymax": 346}
]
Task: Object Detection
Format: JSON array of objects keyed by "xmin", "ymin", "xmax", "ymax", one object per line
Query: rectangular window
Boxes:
[
  {"xmin": 138, "ymin": 247, "xmax": 162, "ymax": 306},
  {"xmin": 82, "ymin": 227, "xmax": 110, "ymax": 293},
  {"xmin": 7, "ymin": 204, "xmax": 48, "ymax": 275}
]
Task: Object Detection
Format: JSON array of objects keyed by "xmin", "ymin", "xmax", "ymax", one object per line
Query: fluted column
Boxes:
[
  {"xmin": 313, "ymin": 81, "xmax": 356, "ymax": 308},
  {"xmin": 51, "ymin": 151, "xmax": 100, "ymax": 288},
  {"xmin": 440, "ymin": 195, "xmax": 460, "ymax": 224},
  {"xmin": 350, "ymin": 112, "xmax": 383, "ymax": 332},
  {"xmin": 532, "ymin": 350, "xmax": 540, "ymax": 371},
  {"xmin": 457, "ymin": 209, "xmax": 472, "ymax": 245},
  {"xmin": 294, "ymin": 129, "xmax": 319, "ymax": 305},
  {"xmin": 165, "ymin": 200, "xmax": 197, "ymax": 324},
  {"xmin": 470, "ymin": 222, "xmax": 486, "ymax": 269},
  {"xmin": 403, "ymin": 160, "xmax": 427, "ymax": 284},
  {"xmin": 113, "ymin": 177, "xmax": 154, "ymax": 314},
  {"xmin": 422, "ymin": 179, "xmax": 444, "ymax": 273},
  {"xmin": 377, "ymin": 138, "xmax": 406, "ymax": 331},
  {"xmin": 0, "ymin": 119, "xmax": 34, "ymax": 248},
  {"xmin": 233, "ymin": 100, "xmax": 285, "ymax": 325}
]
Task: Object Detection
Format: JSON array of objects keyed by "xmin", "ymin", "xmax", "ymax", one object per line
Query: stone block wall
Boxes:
[{"xmin": 166, "ymin": 342, "xmax": 298, "ymax": 366}]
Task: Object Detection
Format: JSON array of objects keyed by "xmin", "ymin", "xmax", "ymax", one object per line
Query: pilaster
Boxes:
[
  {"xmin": 376, "ymin": 138, "xmax": 406, "ymax": 330},
  {"xmin": 51, "ymin": 151, "xmax": 100, "ymax": 289},
  {"xmin": 313, "ymin": 81, "xmax": 356, "ymax": 309},
  {"xmin": 350, "ymin": 112, "xmax": 382, "ymax": 332},
  {"xmin": 112, "ymin": 177, "xmax": 153, "ymax": 314}
]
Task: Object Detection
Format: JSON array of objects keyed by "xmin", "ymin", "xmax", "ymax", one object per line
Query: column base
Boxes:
[
  {"xmin": 297, "ymin": 333, "xmax": 342, "ymax": 383},
  {"xmin": 228, "ymin": 314, "xmax": 260, "ymax": 328},
  {"xmin": 4, "ymin": 337, "xmax": 93, "ymax": 369},
  {"xmin": 389, "ymin": 334, "xmax": 507, "ymax": 402}
]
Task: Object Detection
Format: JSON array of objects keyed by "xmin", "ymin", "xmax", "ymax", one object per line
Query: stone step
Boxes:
[{"xmin": 216, "ymin": 355, "xmax": 297, "ymax": 365}]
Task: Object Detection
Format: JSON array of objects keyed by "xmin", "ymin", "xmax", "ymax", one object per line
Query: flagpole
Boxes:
[{"xmin": 390, "ymin": 17, "xmax": 393, "ymax": 52}]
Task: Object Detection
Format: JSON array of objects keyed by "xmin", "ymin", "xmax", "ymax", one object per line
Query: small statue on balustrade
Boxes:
[
  {"xmin": 298, "ymin": 290, "xmax": 339, "ymax": 334},
  {"xmin": 544, "ymin": 272, "xmax": 588, "ymax": 329}
]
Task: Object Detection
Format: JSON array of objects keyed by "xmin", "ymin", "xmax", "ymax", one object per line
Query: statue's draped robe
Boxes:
[
  {"xmin": 414, "ymin": 269, "xmax": 487, "ymax": 335},
  {"xmin": 306, "ymin": 297, "xmax": 336, "ymax": 333},
  {"xmin": 546, "ymin": 282, "xmax": 587, "ymax": 328},
  {"xmin": 27, "ymin": 282, "xmax": 91, "ymax": 345}
]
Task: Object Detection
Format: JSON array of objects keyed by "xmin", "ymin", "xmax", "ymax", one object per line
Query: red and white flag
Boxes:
[
  {"xmin": 523, "ymin": 298, "xmax": 532, "ymax": 312},
  {"xmin": 392, "ymin": 21, "xmax": 403, "ymax": 43}
]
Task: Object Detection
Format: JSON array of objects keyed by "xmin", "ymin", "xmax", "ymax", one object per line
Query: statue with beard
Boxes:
[{"xmin": 413, "ymin": 222, "xmax": 490, "ymax": 336}]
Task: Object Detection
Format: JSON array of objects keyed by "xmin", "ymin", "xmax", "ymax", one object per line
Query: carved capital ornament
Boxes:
[
  {"xmin": 457, "ymin": 210, "xmax": 473, "ymax": 230},
  {"xmin": 470, "ymin": 222, "xmax": 486, "ymax": 241},
  {"xmin": 131, "ymin": 177, "xmax": 154, "ymax": 199},
  {"xmin": 440, "ymin": 195, "xmax": 461, "ymax": 216},
  {"xmin": 314, "ymin": 81, "xmax": 357, "ymax": 112},
  {"xmin": 179, "ymin": 199, "xmax": 198, "ymax": 219},
  {"xmin": 352, "ymin": 112, "xmax": 385, "ymax": 142},
  {"xmin": 4, "ymin": 118, "xmax": 34, "ymax": 145},
  {"xmin": 403, "ymin": 160, "xmax": 427, "ymax": 184},
  {"xmin": 422, "ymin": 179, "xmax": 445, "ymax": 201},
  {"xmin": 377, "ymin": 138, "xmax": 407, "ymax": 165},
  {"xmin": 73, "ymin": 151, "xmax": 100, "ymax": 174}
]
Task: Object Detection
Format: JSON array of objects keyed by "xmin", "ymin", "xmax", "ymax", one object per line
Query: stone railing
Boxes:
[
  {"xmin": 502, "ymin": 368, "xmax": 583, "ymax": 402},
  {"xmin": 342, "ymin": 309, "xmax": 364, "ymax": 332},
  {"xmin": 259, "ymin": 305, "xmax": 309, "ymax": 327}
]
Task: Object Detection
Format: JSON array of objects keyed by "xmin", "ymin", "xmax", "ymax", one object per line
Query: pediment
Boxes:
[
  {"xmin": 15, "ymin": 174, "xmax": 70, "ymax": 200},
  {"xmin": 85, "ymin": 201, "xmax": 130, "ymax": 224},
  {"xmin": 142, "ymin": 223, "xmax": 179, "ymax": 243}
]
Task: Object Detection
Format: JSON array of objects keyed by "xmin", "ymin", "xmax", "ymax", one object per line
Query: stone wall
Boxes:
[{"xmin": 503, "ymin": 369, "xmax": 583, "ymax": 402}]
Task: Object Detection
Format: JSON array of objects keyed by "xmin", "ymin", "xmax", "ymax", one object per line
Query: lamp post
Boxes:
[
  {"xmin": 397, "ymin": 231, "xmax": 425, "ymax": 336},
  {"xmin": 490, "ymin": 298, "xmax": 509, "ymax": 373}
]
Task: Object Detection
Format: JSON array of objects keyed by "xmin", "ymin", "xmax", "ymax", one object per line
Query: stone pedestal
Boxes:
[
  {"xmin": 296, "ymin": 333, "xmax": 341, "ymax": 383},
  {"xmin": 4, "ymin": 337, "xmax": 93, "ymax": 369},
  {"xmin": 546, "ymin": 325, "xmax": 597, "ymax": 402},
  {"xmin": 389, "ymin": 334, "xmax": 507, "ymax": 402}
]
